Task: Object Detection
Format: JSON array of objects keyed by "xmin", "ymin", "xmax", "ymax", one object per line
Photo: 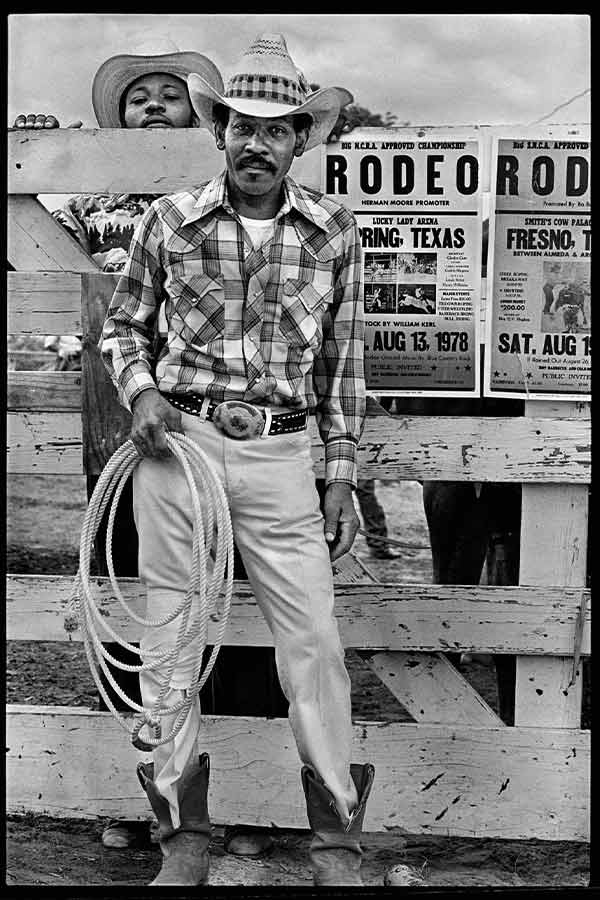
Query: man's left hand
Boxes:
[
  {"xmin": 323, "ymin": 483, "xmax": 360, "ymax": 561},
  {"xmin": 327, "ymin": 108, "xmax": 352, "ymax": 143}
]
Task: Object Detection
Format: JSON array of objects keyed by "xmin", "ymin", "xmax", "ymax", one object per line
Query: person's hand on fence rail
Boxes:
[
  {"xmin": 327, "ymin": 105, "xmax": 354, "ymax": 143},
  {"xmin": 12, "ymin": 114, "xmax": 83, "ymax": 129},
  {"xmin": 323, "ymin": 483, "xmax": 360, "ymax": 561},
  {"xmin": 130, "ymin": 388, "xmax": 183, "ymax": 459},
  {"xmin": 308, "ymin": 81, "xmax": 354, "ymax": 144}
]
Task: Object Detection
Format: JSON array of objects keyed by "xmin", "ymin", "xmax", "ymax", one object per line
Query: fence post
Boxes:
[
  {"xmin": 80, "ymin": 273, "xmax": 132, "ymax": 476},
  {"xmin": 514, "ymin": 400, "xmax": 590, "ymax": 728}
]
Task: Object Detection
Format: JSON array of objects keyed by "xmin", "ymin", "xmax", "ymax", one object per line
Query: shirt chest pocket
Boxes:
[
  {"xmin": 279, "ymin": 278, "xmax": 334, "ymax": 349},
  {"xmin": 168, "ymin": 272, "xmax": 225, "ymax": 347}
]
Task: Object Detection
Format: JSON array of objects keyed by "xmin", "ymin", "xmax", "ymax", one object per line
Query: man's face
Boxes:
[
  {"xmin": 216, "ymin": 111, "xmax": 308, "ymax": 198},
  {"xmin": 415, "ymin": 287, "xmax": 424, "ymax": 298},
  {"xmin": 546, "ymin": 270, "xmax": 560, "ymax": 286},
  {"xmin": 122, "ymin": 73, "xmax": 196, "ymax": 129}
]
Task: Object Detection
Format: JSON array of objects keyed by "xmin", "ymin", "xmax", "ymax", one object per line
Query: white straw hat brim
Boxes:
[
  {"xmin": 92, "ymin": 52, "xmax": 223, "ymax": 127},
  {"xmin": 187, "ymin": 72, "xmax": 342, "ymax": 151}
]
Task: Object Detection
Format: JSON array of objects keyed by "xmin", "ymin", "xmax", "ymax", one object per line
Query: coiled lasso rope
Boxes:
[{"xmin": 64, "ymin": 433, "xmax": 233, "ymax": 751}]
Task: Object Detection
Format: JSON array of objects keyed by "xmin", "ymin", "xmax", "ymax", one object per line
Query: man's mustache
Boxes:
[{"xmin": 238, "ymin": 156, "xmax": 276, "ymax": 172}]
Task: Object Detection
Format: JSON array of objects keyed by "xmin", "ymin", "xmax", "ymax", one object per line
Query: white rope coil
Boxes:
[{"xmin": 66, "ymin": 433, "xmax": 233, "ymax": 751}]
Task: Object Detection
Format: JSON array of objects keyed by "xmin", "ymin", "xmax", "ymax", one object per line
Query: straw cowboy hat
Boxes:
[
  {"xmin": 92, "ymin": 36, "xmax": 224, "ymax": 127},
  {"xmin": 187, "ymin": 33, "xmax": 352, "ymax": 151}
]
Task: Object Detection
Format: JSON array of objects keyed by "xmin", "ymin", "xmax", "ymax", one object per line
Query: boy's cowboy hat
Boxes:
[
  {"xmin": 187, "ymin": 33, "xmax": 352, "ymax": 151},
  {"xmin": 92, "ymin": 37, "xmax": 223, "ymax": 127}
]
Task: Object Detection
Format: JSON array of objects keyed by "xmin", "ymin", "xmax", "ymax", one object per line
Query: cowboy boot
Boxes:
[
  {"xmin": 137, "ymin": 752, "xmax": 211, "ymax": 886},
  {"xmin": 301, "ymin": 763, "xmax": 375, "ymax": 886}
]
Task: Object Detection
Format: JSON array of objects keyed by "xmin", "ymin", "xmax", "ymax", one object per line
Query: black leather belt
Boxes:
[{"xmin": 164, "ymin": 393, "xmax": 308, "ymax": 440}]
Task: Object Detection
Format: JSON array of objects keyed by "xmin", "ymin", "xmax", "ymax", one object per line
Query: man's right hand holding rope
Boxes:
[{"xmin": 131, "ymin": 388, "xmax": 183, "ymax": 459}]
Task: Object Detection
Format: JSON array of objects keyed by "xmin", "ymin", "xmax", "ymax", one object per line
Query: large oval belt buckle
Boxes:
[{"xmin": 212, "ymin": 400, "xmax": 265, "ymax": 440}]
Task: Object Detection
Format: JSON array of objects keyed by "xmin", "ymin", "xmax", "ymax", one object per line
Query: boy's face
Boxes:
[
  {"xmin": 122, "ymin": 72, "xmax": 196, "ymax": 129},
  {"xmin": 216, "ymin": 111, "xmax": 309, "ymax": 198}
]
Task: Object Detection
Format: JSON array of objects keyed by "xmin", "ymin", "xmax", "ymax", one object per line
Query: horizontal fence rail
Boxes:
[
  {"xmin": 6, "ymin": 407, "xmax": 591, "ymax": 481},
  {"xmin": 6, "ymin": 576, "xmax": 591, "ymax": 656},
  {"xmin": 7, "ymin": 372, "xmax": 82, "ymax": 410},
  {"xmin": 8, "ymin": 128, "xmax": 321, "ymax": 194},
  {"xmin": 7, "ymin": 272, "xmax": 83, "ymax": 334},
  {"xmin": 6, "ymin": 706, "xmax": 589, "ymax": 841}
]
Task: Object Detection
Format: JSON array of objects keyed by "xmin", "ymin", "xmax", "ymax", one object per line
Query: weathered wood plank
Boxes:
[
  {"xmin": 353, "ymin": 415, "xmax": 591, "ymax": 483},
  {"xmin": 7, "ymin": 350, "xmax": 56, "ymax": 370},
  {"xmin": 7, "ymin": 196, "xmax": 98, "ymax": 272},
  {"xmin": 331, "ymin": 550, "xmax": 378, "ymax": 583},
  {"xmin": 365, "ymin": 651, "xmax": 504, "ymax": 726},
  {"xmin": 80, "ymin": 273, "xmax": 133, "ymax": 475},
  {"xmin": 6, "ymin": 576, "xmax": 591, "ymax": 655},
  {"xmin": 6, "ymin": 706, "xmax": 589, "ymax": 840},
  {"xmin": 7, "ymin": 271, "xmax": 82, "ymax": 333},
  {"xmin": 515, "ymin": 482, "xmax": 588, "ymax": 728},
  {"xmin": 6, "ymin": 412, "xmax": 84, "ymax": 475},
  {"xmin": 7, "ymin": 371, "xmax": 81, "ymax": 411},
  {"xmin": 358, "ymin": 548, "xmax": 502, "ymax": 727},
  {"xmin": 515, "ymin": 401, "xmax": 590, "ymax": 728},
  {"xmin": 8, "ymin": 129, "xmax": 321, "ymax": 193},
  {"xmin": 6, "ymin": 412, "xmax": 591, "ymax": 482}
]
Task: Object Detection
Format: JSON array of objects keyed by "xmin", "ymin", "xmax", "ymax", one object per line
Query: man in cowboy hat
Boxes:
[{"xmin": 101, "ymin": 32, "xmax": 374, "ymax": 887}]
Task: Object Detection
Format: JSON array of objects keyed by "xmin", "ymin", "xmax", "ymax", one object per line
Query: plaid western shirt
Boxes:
[{"xmin": 101, "ymin": 171, "xmax": 365, "ymax": 486}]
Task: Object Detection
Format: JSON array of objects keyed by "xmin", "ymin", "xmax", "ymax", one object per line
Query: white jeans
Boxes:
[{"xmin": 133, "ymin": 412, "xmax": 358, "ymax": 828}]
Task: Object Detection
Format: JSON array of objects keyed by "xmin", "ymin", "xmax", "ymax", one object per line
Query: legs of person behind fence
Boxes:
[
  {"xmin": 355, "ymin": 478, "xmax": 400, "ymax": 559},
  {"xmin": 132, "ymin": 417, "xmax": 372, "ymax": 884},
  {"xmin": 422, "ymin": 480, "xmax": 519, "ymax": 725}
]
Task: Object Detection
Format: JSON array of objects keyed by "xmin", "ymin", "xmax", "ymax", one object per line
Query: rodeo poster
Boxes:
[
  {"xmin": 485, "ymin": 131, "xmax": 591, "ymax": 399},
  {"xmin": 325, "ymin": 129, "xmax": 482, "ymax": 395}
]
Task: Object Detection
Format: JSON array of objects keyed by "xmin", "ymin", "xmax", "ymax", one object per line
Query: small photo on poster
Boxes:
[
  {"xmin": 396, "ymin": 283, "xmax": 436, "ymax": 315},
  {"xmin": 396, "ymin": 252, "xmax": 437, "ymax": 277},
  {"xmin": 540, "ymin": 260, "xmax": 591, "ymax": 334},
  {"xmin": 364, "ymin": 283, "xmax": 396, "ymax": 314},
  {"xmin": 364, "ymin": 253, "xmax": 397, "ymax": 282}
]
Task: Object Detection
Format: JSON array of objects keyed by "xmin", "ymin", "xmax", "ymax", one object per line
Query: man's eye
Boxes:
[
  {"xmin": 130, "ymin": 97, "xmax": 146, "ymax": 105},
  {"xmin": 164, "ymin": 94, "xmax": 181, "ymax": 101},
  {"xmin": 270, "ymin": 127, "xmax": 287, "ymax": 137}
]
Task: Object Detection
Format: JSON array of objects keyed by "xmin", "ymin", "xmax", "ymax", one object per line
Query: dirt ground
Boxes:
[{"xmin": 6, "ymin": 475, "xmax": 591, "ymax": 887}]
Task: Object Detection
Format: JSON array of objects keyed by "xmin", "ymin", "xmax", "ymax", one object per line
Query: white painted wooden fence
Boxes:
[{"xmin": 6, "ymin": 127, "xmax": 590, "ymax": 841}]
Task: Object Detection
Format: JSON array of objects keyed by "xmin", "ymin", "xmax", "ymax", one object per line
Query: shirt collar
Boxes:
[
  {"xmin": 181, "ymin": 171, "xmax": 229, "ymax": 226},
  {"xmin": 182, "ymin": 171, "xmax": 330, "ymax": 234},
  {"xmin": 283, "ymin": 176, "xmax": 330, "ymax": 234}
]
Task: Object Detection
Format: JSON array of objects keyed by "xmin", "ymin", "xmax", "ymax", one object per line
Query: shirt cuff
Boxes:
[
  {"xmin": 121, "ymin": 370, "xmax": 158, "ymax": 412},
  {"xmin": 324, "ymin": 438, "xmax": 358, "ymax": 488}
]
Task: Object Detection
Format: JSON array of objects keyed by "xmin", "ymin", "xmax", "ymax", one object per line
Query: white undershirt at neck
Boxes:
[{"xmin": 238, "ymin": 214, "xmax": 276, "ymax": 249}]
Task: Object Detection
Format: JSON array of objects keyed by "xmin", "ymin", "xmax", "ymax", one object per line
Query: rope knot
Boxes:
[
  {"xmin": 143, "ymin": 711, "xmax": 161, "ymax": 730},
  {"xmin": 63, "ymin": 613, "xmax": 80, "ymax": 633}
]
